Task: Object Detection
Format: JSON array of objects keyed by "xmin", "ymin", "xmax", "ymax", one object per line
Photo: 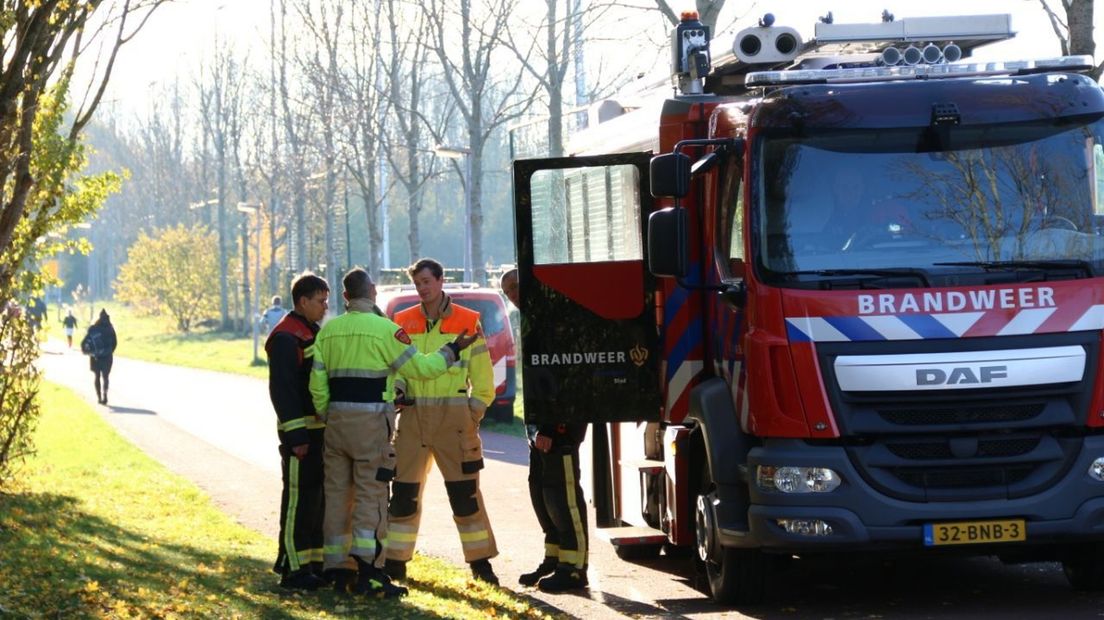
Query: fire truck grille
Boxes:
[
  {"xmin": 877, "ymin": 403, "xmax": 1043, "ymax": 426},
  {"xmin": 886, "ymin": 437, "xmax": 1041, "ymax": 460},
  {"xmin": 818, "ymin": 333, "xmax": 1097, "ymax": 503},
  {"xmin": 893, "ymin": 465, "xmax": 1034, "ymax": 489},
  {"xmin": 846, "ymin": 434, "xmax": 1080, "ymax": 502}
]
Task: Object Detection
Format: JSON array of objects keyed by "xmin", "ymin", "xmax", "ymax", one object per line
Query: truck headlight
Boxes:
[
  {"xmin": 1089, "ymin": 457, "xmax": 1104, "ymax": 482},
  {"xmin": 756, "ymin": 466, "xmax": 841, "ymax": 493}
]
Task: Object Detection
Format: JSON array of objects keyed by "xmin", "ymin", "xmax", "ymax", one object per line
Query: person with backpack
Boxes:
[{"xmin": 81, "ymin": 309, "xmax": 117, "ymax": 405}]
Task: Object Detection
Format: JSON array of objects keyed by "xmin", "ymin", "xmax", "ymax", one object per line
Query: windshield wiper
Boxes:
[
  {"xmin": 934, "ymin": 259, "xmax": 1095, "ymax": 279},
  {"xmin": 777, "ymin": 268, "xmax": 932, "ymax": 288}
]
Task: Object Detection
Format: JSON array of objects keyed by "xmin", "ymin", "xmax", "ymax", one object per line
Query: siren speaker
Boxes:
[
  {"xmin": 881, "ymin": 47, "xmax": 902, "ymax": 66},
  {"xmin": 902, "ymin": 46, "xmax": 922, "ymax": 66},
  {"xmin": 734, "ymin": 25, "xmax": 803, "ymax": 64},
  {"xmin": 943, "ymin": 43, "xmax": 962, "ymax": 63},
  {"xmin": 922, "ymin": 44, "xmax": 942, "ymax": 64}
]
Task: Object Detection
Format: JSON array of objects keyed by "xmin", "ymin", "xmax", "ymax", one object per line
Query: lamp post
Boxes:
[
  {"xmin": 434, "ymin": 144, "xmax": 473, "ymax": 282},
  {"xmin": 237, "ymin": 202, "xmax": 263, "ymax": 364},
  {"xmin": 75, "ymin": 222, "xmax": 92, "ymax": 323}
]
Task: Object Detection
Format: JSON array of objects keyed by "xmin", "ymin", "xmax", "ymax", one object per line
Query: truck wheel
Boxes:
[
  {"xmin": 614, "ymin": 543, "xmax": 663, "ymax": 560},
  {"xmin": 1063, "ymin": 543, "xmax": 1104, "ymax": 590},
  {"xmin": 694, "ymin": 464, "xmax": 767, "ymax": 605}
]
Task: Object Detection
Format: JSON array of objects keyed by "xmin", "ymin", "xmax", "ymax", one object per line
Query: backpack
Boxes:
[{"xmin": 81, "ymin": 330, "xmax": 109, "ymax": 357}]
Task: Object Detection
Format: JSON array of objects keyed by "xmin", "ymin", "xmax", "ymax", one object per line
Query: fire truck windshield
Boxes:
[{"xmin": 755, "ymin": 115, "xmax": 1104, "ymax": 288}]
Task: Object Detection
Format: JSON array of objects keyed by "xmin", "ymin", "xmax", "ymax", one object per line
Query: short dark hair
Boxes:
[
  {"xmin": 290, "ymin": 272, "xmax": 329, "ymax": 305},
  {"xmin": 343, "ymin": 267, "xmax": 374, "ymax": 300},
  {"xmin": 407, "ymin": 258, "xmax": 443, "ymax": 281},
  {"xmin": 499, "ymin": 268, "xmax": 518, "ymax": 287},
  {"xmin": 271, "ymin": 295, "xmax": 282, "ymax": 306}
]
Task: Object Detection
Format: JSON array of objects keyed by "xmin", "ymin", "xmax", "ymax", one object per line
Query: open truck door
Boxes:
[{"xmin": 512, "ymin": 154, "xmax": 662, "ymax": 427}]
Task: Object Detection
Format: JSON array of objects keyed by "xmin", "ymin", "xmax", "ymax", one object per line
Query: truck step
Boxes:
[
  {"xmin": 597, "ymin": 525, "xmax": 668, "ymax": 546},
  {"xmin": 620, "ymin": 458, "xmax": 665, "ymax": 474}
]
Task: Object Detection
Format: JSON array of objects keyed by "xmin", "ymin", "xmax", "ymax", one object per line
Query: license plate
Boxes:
[{"xmin": 923, "ymin": 519, "xmax": 1026, "ymax": 546}]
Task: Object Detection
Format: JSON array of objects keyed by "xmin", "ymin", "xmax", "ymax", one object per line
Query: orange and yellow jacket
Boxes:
[{"xmin": 394, "ymin": 295, "xmax": 495, "ymax": 417}]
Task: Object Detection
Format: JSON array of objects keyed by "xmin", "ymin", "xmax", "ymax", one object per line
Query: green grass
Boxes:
[{"xmin": 0, "ymin": 382, "xmax": 555, "ymax": 619}]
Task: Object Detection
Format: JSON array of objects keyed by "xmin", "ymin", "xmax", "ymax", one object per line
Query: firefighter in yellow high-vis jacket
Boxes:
[
  {"xmin": 310, "ymin": 267, "xmax": 478, "ymax": 598},
  {"xmin": 385, "ymin": 258, "xmax": 499, "ymax": 585}
]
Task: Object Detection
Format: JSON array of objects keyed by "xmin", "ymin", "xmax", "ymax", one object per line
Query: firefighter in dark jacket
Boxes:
[
  {"xmin": 502, "ymin": 268, "xmax": 590, "ymax": 591},
  {"xmin": 265, "ymin": 272, "xmax": 330, "ymax": 590}
]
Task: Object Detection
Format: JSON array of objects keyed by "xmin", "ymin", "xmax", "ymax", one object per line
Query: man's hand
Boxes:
[
  {"xmin": 534, "ymin": 433, "xmax": 552, "ymax": 453},
  {"xmin": 291, "ymin": 444, "xmax": 309, "ymax": 460},
  {"xmin": 452, "ymin": 328, "xmax": 479, "ymax": 352}
]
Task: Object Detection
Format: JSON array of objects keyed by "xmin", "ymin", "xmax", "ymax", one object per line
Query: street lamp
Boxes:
[
  {"xmin": 237, "ymin": 202, "xmax": 263, "ymax": 364},
  {"xmin": 434, "ymin": 144, "xmax": 473, "ymax": 282}
]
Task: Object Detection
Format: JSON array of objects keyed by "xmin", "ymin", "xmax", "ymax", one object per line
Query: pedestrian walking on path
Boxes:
[
  {"xmin": 262, "ymin": 295, "xmax": 288, "ymax": 335},
  {"xmin": 62, "ymin": 309, "xmax": 78, "ymax": 348},
  {"xmin": 265, "ymin": 273, "xmax": 330, "ymax": 591},
  {"xmin": 310, "ymin": 267, "xmax": 478, "ymax": 598},
  {"xmin": 81, "ymin": 309, "xmax": 117, "ymax": 405}
]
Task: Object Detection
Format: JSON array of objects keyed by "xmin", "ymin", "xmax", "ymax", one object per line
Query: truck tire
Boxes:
[
  {"xmin": 1063, "ymin": 543, "xmax": 1104, "ymax": 590},
  {"xmin": 694, "ymin": 462, "xmax": 767, "ymax": 605}
]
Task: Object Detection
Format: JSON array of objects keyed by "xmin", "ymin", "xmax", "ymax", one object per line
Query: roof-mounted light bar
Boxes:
[
  {"xmin": 746, "ymin": 55, "xmax": 1094, "ymax": 87},
  {"xmin": 814, "ymin": 14, "xmax": 1012, "ymax": 45}
]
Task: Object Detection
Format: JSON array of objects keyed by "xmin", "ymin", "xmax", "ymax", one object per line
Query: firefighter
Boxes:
[
  {"xmin": 385, "ymin": 258, "xmax": 499, "ymax": 585},
  {"xmin": 310, "ymin": 267, "xmax": 478, "ymax": 597},
  {"xmin": 501, "ymin": 268, "xmax": 590, "ymax": 591},
  {"xmin": 265, "ymin": 272, "xmax": 330, "ymax": 591}
]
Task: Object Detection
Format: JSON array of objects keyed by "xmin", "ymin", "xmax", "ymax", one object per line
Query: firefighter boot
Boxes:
[
  {"xmin": 469, "ymin": 558, "xmax": 499, "ymax": 586},
  {"xmin": 353, "ymin": 558, "xmax": 408, "ymax": 598},
  {"xmin": 328, "ymin": 569, "xmax": 357, "ymax": 595},
  {"xmin": 384, "ymin": 558, "xmax": 407, "ymax": 581},
  {"xmin": 278, "ymin": 569, "xmax": 327, "ymax": 591},
  {"xmin": 537, "ymin": 564, "xmax": 588, "ymax": 592},
  {"xmin": 518, "ymin": 557, "xmax": 557, "ymax": 586}
]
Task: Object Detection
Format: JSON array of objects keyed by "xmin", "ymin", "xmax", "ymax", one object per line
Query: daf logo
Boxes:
[{"xmin": 916, "ymin": 365, "xmax": 1008, "ymax": 386}]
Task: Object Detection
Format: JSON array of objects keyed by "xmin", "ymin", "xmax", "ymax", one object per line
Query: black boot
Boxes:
[
  {"xmin": 384, "ymin": 558, "xmax": 407, "ymax": 581},
  {"xmin": 469, "ymin": 558, "xmax": 499, "ymax": 585},
  {"xmin": 537, "ymin": 564, "xmax": 588, "ymax": 592},
  {"xmin": 278, "ymin": 569, "xmax": 327, "ymax": 591},
  {"xmin": 353, "ymin": 558, "xmax": 408, "ymax": 598},
  {"xmin": 328, "ymin": 568, "xmax": 357, "ymax": 595},
  {"xmin": 518, "ymin": 557, "xmax": 557, "ymax": 586}
]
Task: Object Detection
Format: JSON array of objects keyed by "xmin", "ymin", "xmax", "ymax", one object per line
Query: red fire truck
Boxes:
[{"xmin": 512, "ymin": 10, "xmax": 1104, "ymax": 604}]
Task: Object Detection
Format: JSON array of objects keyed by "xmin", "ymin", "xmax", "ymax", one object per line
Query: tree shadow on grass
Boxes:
[
  {"xmin": 0, "ymin": 492, "xmax": 551, "ymax": 619},
  {"xmin": 0, "ymin": 491, "xmax": 292, "ymax": 618}
]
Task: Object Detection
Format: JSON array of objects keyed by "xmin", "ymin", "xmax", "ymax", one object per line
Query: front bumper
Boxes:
[{"xmin": 716, "ymin": 436, "xmax": 1104, "ymax": 552}]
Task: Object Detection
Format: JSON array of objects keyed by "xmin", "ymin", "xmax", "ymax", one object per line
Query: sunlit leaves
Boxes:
[{"xmin": 115, "ymin": 224, "xmax": 221, "ymax": 332}]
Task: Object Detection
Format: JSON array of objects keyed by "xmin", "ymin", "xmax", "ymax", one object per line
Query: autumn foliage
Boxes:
[{"xmin": 115, "ymin": 225, "xmax": 222, "ymax": 332}]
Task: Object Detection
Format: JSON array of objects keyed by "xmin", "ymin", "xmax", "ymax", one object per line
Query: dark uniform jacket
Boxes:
[{"xmin": 265, "ymin": 311, "xmax": 321, "ymax": 448}]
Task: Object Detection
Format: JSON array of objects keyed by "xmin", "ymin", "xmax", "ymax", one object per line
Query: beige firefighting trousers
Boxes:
[
  {"xmin": 322, "ymin": 405, "xmax": 397, "ymax": 572},
  {"xmin": 386, "ymin": 398, "xmax": 497, "ymax": 563}
]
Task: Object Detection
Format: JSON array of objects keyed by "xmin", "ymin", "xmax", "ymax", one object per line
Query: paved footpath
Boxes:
[{"xmin": 38, "ymin": 343, "xmax": 732, "ymax": 620}]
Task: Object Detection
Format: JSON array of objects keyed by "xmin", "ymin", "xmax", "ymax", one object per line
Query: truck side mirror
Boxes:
[
  {"xmin": 650, "ymin": 153, "xmax": 691, "ymax": 198},
  {"xmin": 648, "ymin": 207, "xmax": 688, "ymax": 278}
]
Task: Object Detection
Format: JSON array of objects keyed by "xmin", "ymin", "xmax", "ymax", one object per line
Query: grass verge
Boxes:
[{"xmin": 0, "ymin": 382, "xmax": 553, "ymax": 619}]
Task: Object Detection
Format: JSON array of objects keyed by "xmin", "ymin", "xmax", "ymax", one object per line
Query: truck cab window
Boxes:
[
  {"xmin": 755, "ymin": 117, "xmax": 1104, "ymax": 287},
  {"xmin": 716, "ymin": 157, "xmax": 745, "ymax": 280},
  {"xmin": 530, "ymin": 165, "xmax": 643, "ymax": 265}
]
